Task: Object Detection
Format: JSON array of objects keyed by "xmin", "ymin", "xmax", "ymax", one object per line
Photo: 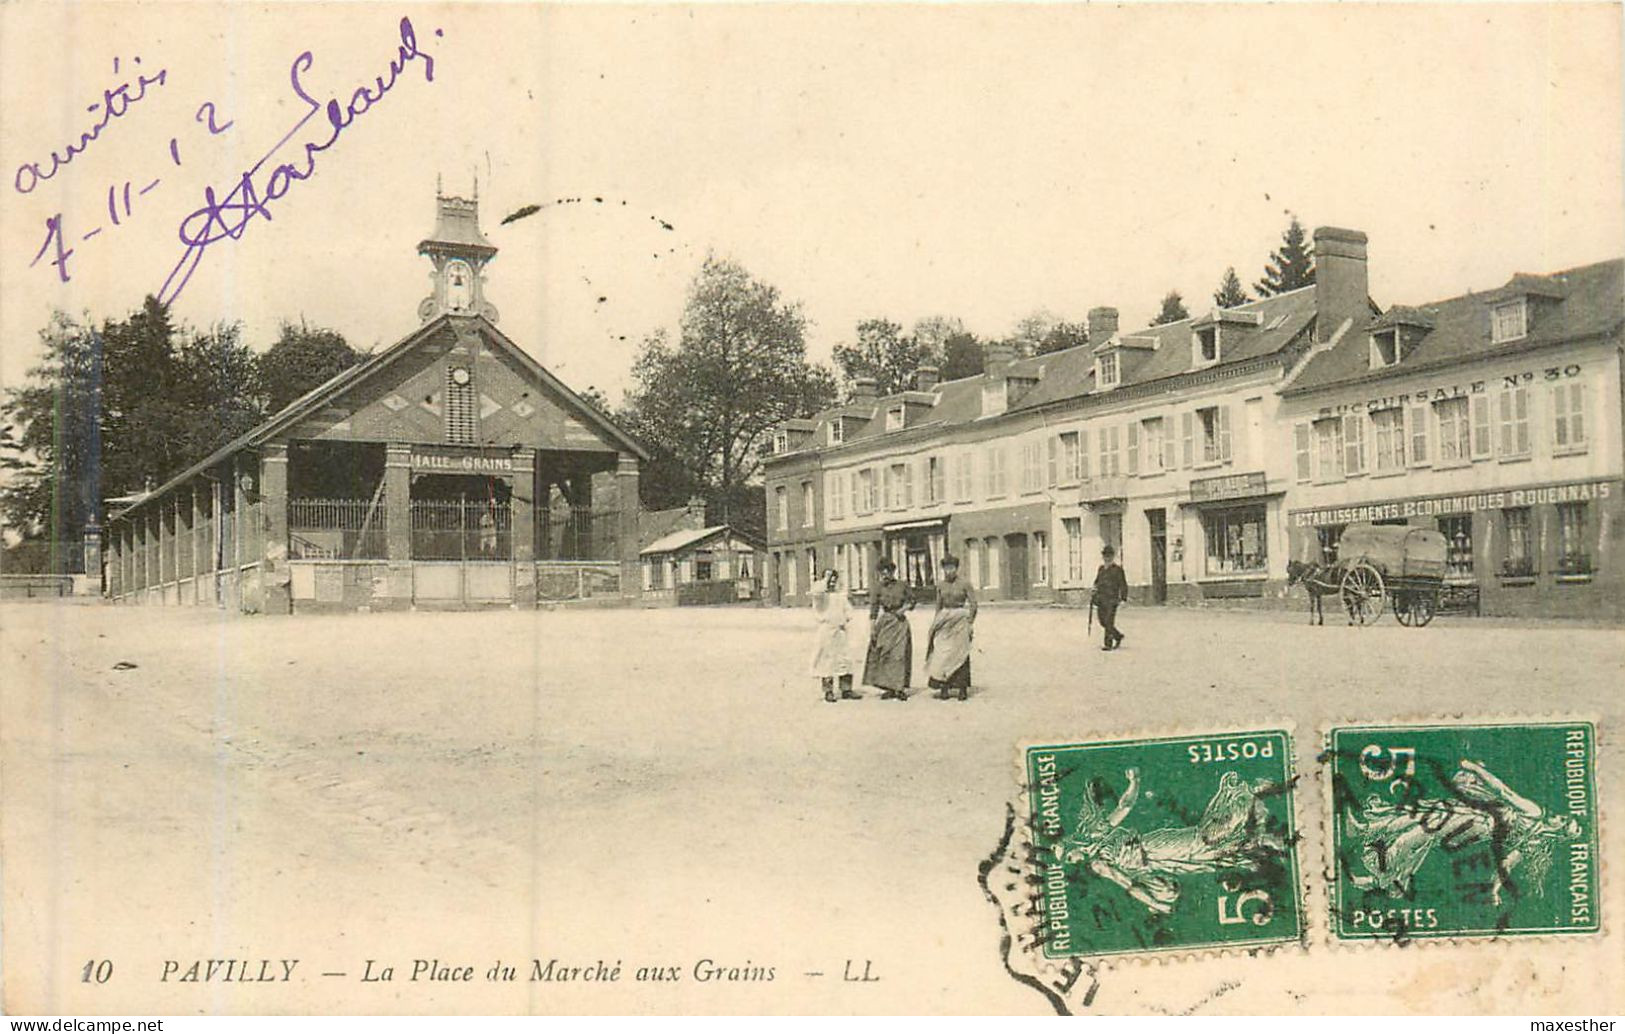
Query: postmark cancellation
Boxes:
[
  {"xmin": 1021, "ymin": 730, "xmax": 1304, "ymax": 960},
  {"xmin": 1324, "ymin": 720, "xmax": 1601, "ymax": 942}
]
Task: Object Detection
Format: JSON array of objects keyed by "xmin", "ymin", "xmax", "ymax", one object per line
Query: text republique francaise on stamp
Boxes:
[
  {"xmin": 1024, "ymin": 730, "xmax": 1303, "ymax": 959},
  {"xmin": 1326, "ymin": 720, "xmax": 1600, "ymax": 941}
]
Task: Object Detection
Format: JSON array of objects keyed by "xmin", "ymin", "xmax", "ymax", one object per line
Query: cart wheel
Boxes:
[
  {"xmin": 1411, "ymin": 591, "xmax": 1436, "ymax": 628},
  {"xmin": 1340, "ymin": 562, "xmax": 1386, "ymax": 625},
  {"xmin": 1394, "ymin": 592, "xmax": 1414, "ymax": 626}
]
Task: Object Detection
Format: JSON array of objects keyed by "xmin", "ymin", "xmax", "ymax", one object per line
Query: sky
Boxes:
[{"xmin": 1, "ymin": 2, "xmax": 1620, "ymax": 406}]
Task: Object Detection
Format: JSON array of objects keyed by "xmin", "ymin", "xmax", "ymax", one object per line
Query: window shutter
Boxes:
[
  {"xmin": 1293, "ymin": 423, "xmax": 1312, "ymax": 481},
  {"xmin": 903, "ymin": 463, "xmax": 914, "ymax": 507},
  {"xmin": 1126, "ymin": 422, "xmax": 1140, "ymax": 475},
  {"xmin": 1341, "ymin": 413, "xmax": 1363, "ymax": 474},
  {"xmin": 1471, "ymin": 394, "xmax": 1492, "ymax": 459},
  {"xmin": 1409, "ymin": 403, "xmax": 1429, "ymax": 465},
  {"xmin": 1046, "ymin": 438, "xmax": 1058, "ymax": 487},
  {"xmin": 1514, "ymin": 387, "xmax": 1530, "ymax": 455},
  {"xmin": 1161, "ymin": 414, "xmax": 1176, "ymax": 470},
  {"xmin": 1573, "ymin": 381, "xmax": 1588, "ymax": 446},
  {"xmin": 1181, "ymin": 412, "xmax": 1195, "ymax": 467},
  {"xmin": 1218, "ymin": 406, "xmax": 1234, "ymax": 462},
  {"xmin": 1077, "ymin": 429, "xmax": 1090, "ymax": 479}
]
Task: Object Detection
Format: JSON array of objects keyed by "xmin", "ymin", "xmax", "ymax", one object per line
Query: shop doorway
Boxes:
[
  {"xmin": 1004, "ymin": 533, "xmax": 1030, "ymax": 600},
  {"xmin": 1147, "ymin": 509, "xmax": 1168, "ymax": 604}
]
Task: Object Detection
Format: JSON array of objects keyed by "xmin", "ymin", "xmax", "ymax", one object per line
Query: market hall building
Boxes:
[
  {"xmin": 1278, "ymin": 258, "xmax": 1623, "ymax": 618},
  {"xmin": 102, "ymin": 192, "xmax": 647, "ymax": 613}
]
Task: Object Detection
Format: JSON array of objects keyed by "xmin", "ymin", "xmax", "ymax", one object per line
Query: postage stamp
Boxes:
[
  {"xmin": 1023, "ymin": 730, "xmax": 1303, "ymax": 959},
  {"xmin": 1325, "ymin": 720, "xmax": 1601, "ymax": 941}
]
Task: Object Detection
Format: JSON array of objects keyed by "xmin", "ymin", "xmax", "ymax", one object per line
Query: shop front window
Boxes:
[
  {"xmin": 1557, "ymin": 502, "xmax": 1591, "ymax": 576},
  {"xmin": 1204, "ymin": 506, "xmax": 1268, "ymax": 575},
  {"xmin": 1502, "ymin": 507, "xmax": 1534, "ymax": 578},
  {"xmin": 1438, "ymin": 515, "xmax": 1474, "ymax": 580},
  {"xmin": 1317, "ymin": 524, "xmax": 1345, "ymax": 565}
]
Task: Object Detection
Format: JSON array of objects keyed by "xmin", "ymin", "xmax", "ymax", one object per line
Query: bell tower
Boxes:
[{"xmin": 417, "ymin": 180, "xmax": 500, "ymax": 323}]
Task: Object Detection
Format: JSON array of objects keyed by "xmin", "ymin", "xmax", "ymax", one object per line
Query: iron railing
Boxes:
[
  {"xmin": 288, "ymin": 497, "xmax": 388, "ymax": 560},
  {"xmin": 411, "ymin": 498, "xmax": 512, "ymax": 561}
]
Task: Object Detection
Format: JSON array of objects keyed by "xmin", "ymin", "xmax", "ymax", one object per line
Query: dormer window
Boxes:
[
  {"xmin": 1095, "ymin": 351, "xmax": 1120, "ymax": 390},
  {"xmin": 885, "ymin": 405, "xmax": 905, "ymax": 431},
  {"xmin": 829, "ymin": 420, "xmax": 844, "ymax": 445},
  {"xmin": 1196, "ymin": 326, "xmax": 1218, "ymax": 364},
  {"xmin": 773, "ymin": 430, "xmax": 788, "ymax": 454},
  {"xmin": 1370, "ymin": 329, "xmax": 1398, "ymax": 367},
  {"xmin": 1492, "ymin": 300, "xmax": 1527, "ymax": 344}
]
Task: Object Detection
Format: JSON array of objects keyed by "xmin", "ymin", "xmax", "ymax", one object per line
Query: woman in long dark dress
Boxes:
[
  {"xmin": 924, "ymin": 554, "xmax": 977, "ymax": 701},
  {"xmin": 863, "ymin": 558, "xmax": 914, "ymax": 701}
]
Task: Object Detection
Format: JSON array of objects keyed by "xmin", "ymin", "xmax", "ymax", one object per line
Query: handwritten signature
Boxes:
[
  {"xmin": 156, "ymin": 16, "xmax": 440, "ymax": 306},
  {"xmin": 14, "ymin": 57, "xmax": 169, "ymax": 195}
]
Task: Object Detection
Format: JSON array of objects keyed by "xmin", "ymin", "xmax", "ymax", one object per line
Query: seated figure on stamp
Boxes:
[
  {"xmin": 1058, "ymin": 768, "xmax": 1286, "ymax": 915},
  {"xmin": 1344, "ymin": 758, "xmax": 1582, "ymax": 905}
]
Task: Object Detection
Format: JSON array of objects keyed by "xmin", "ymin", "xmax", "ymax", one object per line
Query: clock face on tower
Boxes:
[{"xmin": 445, "ymin": 259, "xmax": 474, "ymax": 312}]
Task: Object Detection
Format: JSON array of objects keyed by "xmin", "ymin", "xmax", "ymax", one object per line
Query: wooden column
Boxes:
[
  {"xmin": 233, "ymin": 455, "xmax": 247, "ymax": 610},
  {"xmin": 192, "ymin": 482, "xmax": 204, "ymax": 589}
]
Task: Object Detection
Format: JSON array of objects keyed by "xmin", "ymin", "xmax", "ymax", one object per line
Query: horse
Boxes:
[{"xmin": 1285, "ymin": 559, "xmax": 1356, "ymax": 626}]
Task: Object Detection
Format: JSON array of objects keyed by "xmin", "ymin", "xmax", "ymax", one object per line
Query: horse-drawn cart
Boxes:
[{"xmin": 1335, "ymin": 523, "xmax": 1449, "ymax": 627}]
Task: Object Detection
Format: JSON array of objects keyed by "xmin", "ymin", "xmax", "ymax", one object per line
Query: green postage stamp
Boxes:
[
  {"xmin": 1024, "ymin": 730, "xmax": 1303, "ymax": 959},
  {"xmin": 1326, "ymin": 720, "xmax": 1600, "ymax": 941}
]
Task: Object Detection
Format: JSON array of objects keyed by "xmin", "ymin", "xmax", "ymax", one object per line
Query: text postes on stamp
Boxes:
[
  {"xmin": 1326, "ymin": 720, "xmax": 1600, "ymax": 941},
  {"xmin": 1024, "ymin": 730, "xmax": 1303, "ymax": 959}
]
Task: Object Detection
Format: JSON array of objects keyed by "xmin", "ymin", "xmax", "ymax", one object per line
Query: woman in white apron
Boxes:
[{"xmin": 810, "ymin": 568, "xmax": 857, "ymax": 703}]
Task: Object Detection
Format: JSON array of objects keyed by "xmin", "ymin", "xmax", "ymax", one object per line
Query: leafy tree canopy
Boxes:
[{"xmin": 1152, "ymin": 290, "xmax": 1191, "ymax": 326}]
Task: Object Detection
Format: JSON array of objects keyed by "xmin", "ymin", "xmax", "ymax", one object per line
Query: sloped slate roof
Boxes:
[
  {"xmin": 789, "ymin": 286, "xmax": 1319, "ymax": 452},
  {"xmin": 640, "ymin": 524, "xmax": 762, "ymax": 555},
  {"xmin": 641, "ymin": 525, "xmax": 729, "ymax": 555},
  {"xmin": 1286, "ymin": 258, "xmax": 1623, "ymax": 395}
]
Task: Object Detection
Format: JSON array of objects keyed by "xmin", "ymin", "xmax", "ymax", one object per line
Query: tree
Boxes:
[
  {"xmin": 1214, "ymin": 267, "xmax": 1251, "ymax": 308},
  {"xmin": 1, "ymin": 296, "xmax": 282, "ymax": 563},
  {"xmin": 940, "ymin": 332, "xmax": 985, "ymax": 380},
  {"xmin": 1036, "ymin": 321, "xmax": 1090, "ymax": 355},
  {"xmin": 622, "ymin": 257, "xmax": 837, "ymax": 525},
  {"xmin": 258, "ymin": 321, "xmax": 365, "ymax": 413},
  {"xmin": 0, "ymin": 312, "xmax": 102, "ymax": 552},
  {"xmin": 1153, "ymin": 290, "xmax": 1190, "ymax": 326},
  {"xmin": 910, "ymin": 315, "xmax": 965, "ymax": 357},
  {"xmin": 1255, "ymin": 214, "xmax": 1315, "ymax": 296},
  {"xmin": 832, "ymin": 318, "xmax": 935, "ymax": 397},
  {"xmin": 1009, "ymin": 309, "xmax": 1060, "ymax": 357},
  {"xmin": 173, "ymin": 323, "xmax": 265, "ymax": 462}
]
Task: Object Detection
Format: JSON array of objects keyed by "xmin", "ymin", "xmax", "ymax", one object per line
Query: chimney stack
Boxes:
[
  {"xmin": 984, "ymin": 341, "xmax": 1017, "ymax": 372},
  {"xmin": 1087, "ymin": 306, "xmax": 1119, "ymax": 343},
  {"xmin": 851, "ymin": 376, "xmax": 879, "ymax": 400},
  {"xmin": 913, "ymin": 364, "xmax": 940, "ymax": 391},
  {"xmin": 686, "ymin": 495, "xmax": 708, "ymax": 528},
  {"xmin": 1313, "ymin": 227, "xmax": 1369, "ymax": 343}
]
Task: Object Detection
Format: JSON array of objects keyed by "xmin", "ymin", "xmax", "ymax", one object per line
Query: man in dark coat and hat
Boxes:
[{"xmin": 1093, "ymin": 544, "xmax": 1128, "ymax": 651}]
